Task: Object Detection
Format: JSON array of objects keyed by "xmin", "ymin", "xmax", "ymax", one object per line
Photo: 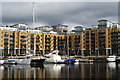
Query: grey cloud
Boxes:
[{"xmin": 2, "ymin": 2, "xmax": 118, "ymax": 28}]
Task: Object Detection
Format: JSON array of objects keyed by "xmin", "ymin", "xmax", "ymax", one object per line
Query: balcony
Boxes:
[
  {"xmin": 36, "ymin": 41, "xmax": 40, "ymax": 43},
  {"xmin": 99, "ymin": 32, "xmax": 105, "ymax": 34},
  {"xmin": 4, "ymin": 37, "xmax": 8, "ymax": 39},
  {"xmin": 10, "ymin": 35, "xmax": 14, "ymax": 37},
  {"xmin": 4, "ymin": 39, "xmax": 8, "ymax": 42},
  {"xmin": 111, "ymin": 32, "xmax": 118, "ymax": 34},
  {"xmin": 21, "ymin": 40, "xmax": 26, "ymax": 42},
  {"xmin": 58, "ymin": 39, "xmax": 65, "ymax": 41},
  {"xmin": 75, "ymin": 41, "xmax": 80, "ymax": 43},
  {"xmin": 21, "ymin": 35, "xmax": 26, "ymax": 38},
  {"xmin": 10, "ymin": 42, "xmax": 14, "ymax": 44},
  {"xmin": 4, "ymin": 42, "xmax": 8, "ymax": 44},
  {"xmin": 45, "ymin": 48, "xmax": 50, "ymax": 50},
  {"xmin": 45, "ymin": 44, "xmax": 50, "ymax": 47},
  {"xmin": 75, "ymin": 45, "xmax": 80, "ymax": 47},
  {"xmin": 58, "ymin": 45, "xmax": 64, "ymax": 47},
  {"xmin": 36, "ymin": 36, "xmax": 40, "ymax": 39},
  {"xmin": 99, "ymin": 36, "xmax": 105, "ymax": 38},
  {"xmin": 4, "ymin": 35, "xmax": 8, "ymax": 37},
  {"xmin": 46, "ymin": 37, "xmax": 51, "ymax": 39},
  {"xmin": 45, "ymin": 40, "xmax": 50, "ymax": 43},
  {"xmin": 75, "ymin": 37, "xmax": 80, "ymax": 39}
]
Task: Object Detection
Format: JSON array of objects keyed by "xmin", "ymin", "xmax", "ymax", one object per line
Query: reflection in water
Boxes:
[
  {"xmin": 3, "ymin": 64, "xmax": 45, "ymax": 79},
  {"xmin": 0, "ymin": 63, "xmax": 120, "ymax": 79},
  {"xmin": 44, "ymin": 64, "xmax": 65, "ymax": 78},
  {"xmin": 107, "ymin": 62, "xmax": 116, "ymax": 70},
  {"xmin": 0, "ymin": 66, "xmax": 4, "ymax": 80}
]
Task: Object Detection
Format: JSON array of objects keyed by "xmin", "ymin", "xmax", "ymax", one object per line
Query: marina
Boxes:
[
  {"xmin": 1, "ymin": 49, "xmax": 120, "ymax": 65},
  {"xmin": 0, "ymin": 62, "xmax": 120, "ymax": 79}
]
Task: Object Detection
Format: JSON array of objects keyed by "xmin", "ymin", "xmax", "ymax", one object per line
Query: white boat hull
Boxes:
[
  {"xmin": 4, "ymin": 59, "xmax": 17, "ymax": 64},
  {"xmin": 16, "ymin": 59, "xmax": 31, "ymax": 64},
  {"xmin": 45, "ymin": 55, "xmax": 64, "ymax": 63},
  {"xmin": 107, "ymin": 58, "xmax": 116, "ymax": 62},
  {"xmin": 0, "ymin": 60, "xmax": 4, "ymax": 64},
  {"xmin": 107, "ymin": 56, "xmax": 116, "ymax": 62}
]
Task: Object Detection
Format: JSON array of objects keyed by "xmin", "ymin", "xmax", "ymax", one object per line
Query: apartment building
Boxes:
[{"xmin": 0, "ymin": 19, "xmax": 120, "ymax": 56}]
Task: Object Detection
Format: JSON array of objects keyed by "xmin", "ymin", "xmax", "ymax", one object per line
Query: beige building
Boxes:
[{"xmin": 0, "ymin": 20, "xmax": 120, "ymax": 56}]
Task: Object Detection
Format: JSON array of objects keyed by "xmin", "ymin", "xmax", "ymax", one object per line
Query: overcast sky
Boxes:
[{"xmin": 0, "ymin": 0, "xmax": 119, "ymax": 30}]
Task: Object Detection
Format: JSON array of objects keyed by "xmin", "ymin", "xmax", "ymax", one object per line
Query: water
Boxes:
[{"xmin": 0, "ymin": 62, "xmax": 120, "ymax": 79}]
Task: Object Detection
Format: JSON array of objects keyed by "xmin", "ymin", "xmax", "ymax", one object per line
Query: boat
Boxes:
[
  {"xmin": 15, "ymin": 55, "xmax": 32, "ymax": 65},
  {"xmin": 116, "ymin": 56, "xmax": 120, "ymax": 63},
  {"xmin": 4, "ymin": 58, "xmax": 17, "ymax": 64},
  {"xmin": 4, "ymin": 59, "xmax": 17, "ymax": 64},
  {"xmin": 0, "ymin": 56, "xmax": 4, "ymax": 65},
  {"xmin": 64, "ymin": 58, "xmax": 77, "ymax": 64},
  {"xmin": 107, "ymin": 55, "xmax": 116, "ymax": 62},
  {"xmin": 4, "ymin": 54, "xmax": 33, "ymax": 64},
  {"xmin": 44, "ymin": 50, "xmax": 65, "ymax": 64},
  {"xmin": 30, "ymin": 56, "xmax": 46, "ymax": 66}
]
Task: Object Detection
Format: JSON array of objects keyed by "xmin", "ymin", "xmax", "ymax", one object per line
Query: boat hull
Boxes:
[
  {"xmin": 44, "ymin": 61, "xmax": 65, "ymax": 64},
  {"xmin": 30, "ymin": 59, "xmax": 45, "ymax": 66},
  {"xmin": 107, "ymin": 56, "xmax": 116, "ymax": 62},
  {"xmin": 64, "ymin": 58, "xmax": 77, "ymax": 64},
  {"xmin": 4, "ymin": 59, "xmax": 17, "ymax": 64},
  {"xmin": 16, "ymin": 59, "xmax": 31, "ymax": 65},
  {"xmin": 107, "ymin": 58, "xmax": 116, "ymax": 62},
  {"xmin": 0, "ymin": 60, "xmax": 4, "ymax": 65}
]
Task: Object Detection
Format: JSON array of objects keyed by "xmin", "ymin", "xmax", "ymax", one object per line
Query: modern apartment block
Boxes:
[{"xmin": 0, "ymin": 19, "xmax": 120, "ymax": 56}]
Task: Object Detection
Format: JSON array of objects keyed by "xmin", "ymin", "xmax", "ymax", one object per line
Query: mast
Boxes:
[
  {"xmin": 1, "ymin": 0, "xmax": 2, "ymax": 25},
  {"xmin": 67, "ymin": 31, "xmax": 69, "ymax": 56},
  {"xmin": 33, "ymin": 0, "xmax": 36, "ymax": 56},
  {"xmin": 32, "ymin": 0, "xmax": 35, "ymax": 29}
]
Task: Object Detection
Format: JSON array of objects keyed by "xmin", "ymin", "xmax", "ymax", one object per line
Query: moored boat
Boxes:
[
  {"xmin": 15, "ymin": 55, "xmax": 33, "ymax": 65},
  {"xmin": 15, "ymin": 58, "xmax": 31, "ymax": 65},
  {"xmin": 107, "ymin": 55, "xmax": 116, "ymax": 62},
  {"xmin": 44, "ymin": 50, "xmax": 65, "ymax": 64},
  {"xmin": 4, "ymin": 54, "xmax": 33, "ymax": 64},
  {"xmin": 4, "ymin": 59, "xmax": 17, "ymax": 64},
  {"xmin": 64, "ymin": 58, "xmax": 77, "ymax": 64},
  {"xmin": 30, "ymin": 56, "xmax": 46, "ymax": 66}
]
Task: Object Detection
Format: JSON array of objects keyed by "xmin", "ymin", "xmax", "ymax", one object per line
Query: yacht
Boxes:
[
  {"xmin": 15, "ymin": 55, "xmax": 33, "ymax": 65},
  {"xmin": 107, "ymin": 55, "xmax": 116, "ymax": 62},
  {"xmin": 4, "ymin": 54, "xmax": 33, "ymax": 64},
  {"xmin": 30, "ymin": 56, "xmax": 46, "ymax": 66},
  {"xmin": 44, "ymin": 50, "xmax": 65, "ymax": 64}
]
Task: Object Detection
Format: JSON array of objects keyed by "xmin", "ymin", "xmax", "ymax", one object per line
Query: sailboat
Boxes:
[{"xmin": 30, "ymin": 1, "xmax": 46, "ymax": 66}]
